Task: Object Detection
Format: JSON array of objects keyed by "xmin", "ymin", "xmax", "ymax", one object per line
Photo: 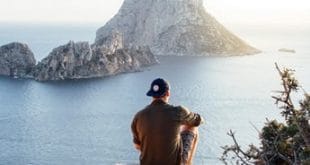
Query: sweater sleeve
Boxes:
[
  {"xmin": 177, "ymin": 106, "xmax": 203, "ymax": 127},
  {"xmin": 131, "ymin": 115, "xmax": 141, "ymax": 145}
]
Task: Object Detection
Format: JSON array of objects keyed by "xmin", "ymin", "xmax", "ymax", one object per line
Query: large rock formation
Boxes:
[
  {"xmin": 0, "ymin": 42, "xmax": 36, "ymax": 77},
  {"xmin": 32, "ymin": 32, "xmax": 157, "ymax": 81},
  {"xmin": 96, "ymin": 0, "xmax": 260, "ymax": 56}
]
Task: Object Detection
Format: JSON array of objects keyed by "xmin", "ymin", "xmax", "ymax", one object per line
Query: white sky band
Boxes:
[{"xmin": 0, "ymin": 0, "xmax": 309, "ymax": 26}]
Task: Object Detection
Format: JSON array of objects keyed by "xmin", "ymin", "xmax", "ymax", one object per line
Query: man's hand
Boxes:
[
  {"xmin": 134, "ymin": 143, "xmax": 141, "ymax": 151},
  {"xmin": 200, "ymin": 116, "xmax": 205, "ymax": 124}
]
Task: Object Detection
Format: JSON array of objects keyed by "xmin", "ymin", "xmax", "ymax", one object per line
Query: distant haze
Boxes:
[{"xmin": 1, "ymin": 0, "xmax": 309, "ymax": 27}]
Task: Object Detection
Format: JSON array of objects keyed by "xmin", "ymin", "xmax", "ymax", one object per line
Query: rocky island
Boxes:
[
  {"xmin": 278, "ymin": 48, "xmax": 296, "ymax": 53},
  {"xmin": 32, "ymin": 32, "xmax": 157, "ymax": 81},
  {"xmin": 96, "ymin": 0, "xmax": 260, "ymax": 56},
  {"xmin": 0, "ymin": 32, "xmax": 157, "ymax": 81},
  {"xmin": 0, "ymin": 0, "xmax": 260, "ymax": 81}
]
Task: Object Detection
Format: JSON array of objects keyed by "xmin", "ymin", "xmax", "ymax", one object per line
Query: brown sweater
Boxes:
[{"xmin": 131, "ymin": 100, "xmax": 202, "ymax": 165}]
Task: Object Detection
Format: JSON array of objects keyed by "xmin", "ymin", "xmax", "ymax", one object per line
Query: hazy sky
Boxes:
[{"xmin": 1, "ymin": 0, "xmax": 309, "ymax": 26}]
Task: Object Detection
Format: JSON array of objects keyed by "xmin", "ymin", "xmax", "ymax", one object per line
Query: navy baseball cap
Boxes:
[{"xmin": 146, "ymin": 78, "xmax": 170, "ymax": 97}]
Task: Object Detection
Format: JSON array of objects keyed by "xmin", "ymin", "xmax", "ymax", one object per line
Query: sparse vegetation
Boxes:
[{"xmin": 221, "ymin": 63, "xmax": 310, "ymax": 165}]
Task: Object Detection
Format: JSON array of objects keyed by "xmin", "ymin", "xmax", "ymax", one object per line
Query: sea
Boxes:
[{"xmin": 0, "ymin": 23, "xmax": 309, "ymax": 164}]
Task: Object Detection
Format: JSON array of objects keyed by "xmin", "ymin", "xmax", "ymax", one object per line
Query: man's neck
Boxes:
[{"xmin": 153, "ymin": 97, "xmax": 169, "ymax": 103}]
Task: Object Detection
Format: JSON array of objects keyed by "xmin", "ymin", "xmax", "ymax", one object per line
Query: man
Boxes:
[{"xmin": 131, "ymin": 78, "xmax": 204, "ymax": 165}]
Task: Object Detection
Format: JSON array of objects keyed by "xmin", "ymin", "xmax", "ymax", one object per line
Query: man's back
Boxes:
[{"xmin": 131, "ymin": 99, "xmax": 202, "ymax": 165}]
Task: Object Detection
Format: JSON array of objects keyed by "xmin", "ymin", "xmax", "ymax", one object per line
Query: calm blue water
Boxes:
[{"xmin": 0, "ymin": 23, "xmax": 309, "ymax": 164}]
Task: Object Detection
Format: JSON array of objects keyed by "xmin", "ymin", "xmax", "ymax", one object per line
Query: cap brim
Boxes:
[
  {"xmin": 146, "ymin": 90, "xmax": 153, "ymax": 97},
  {"xmin": 146, "ymin": 90, "xmax": 165, "ymax": 97}
]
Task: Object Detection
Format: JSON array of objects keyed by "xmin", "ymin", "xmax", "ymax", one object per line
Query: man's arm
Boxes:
[
  {"xmin": 178, "ymin": 106, "xmax": 204, "ymax": 127},
  {"xmin": 131, "ymin": 115, "xmax": 142, "ymax": 151}
]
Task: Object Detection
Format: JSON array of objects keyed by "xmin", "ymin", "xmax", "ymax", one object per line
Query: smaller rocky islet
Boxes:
[{"xmin": 0, "ymin": 42, "xmax": 36, "ymax": 78}]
